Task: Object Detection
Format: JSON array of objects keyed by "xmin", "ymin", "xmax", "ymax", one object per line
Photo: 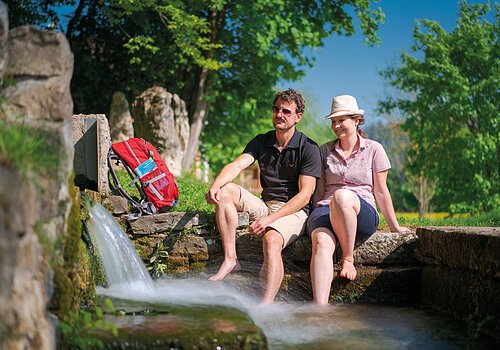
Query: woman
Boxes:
[{"xmin": 307, "ymin": 95, "xmax": 411, "ymax": 304}]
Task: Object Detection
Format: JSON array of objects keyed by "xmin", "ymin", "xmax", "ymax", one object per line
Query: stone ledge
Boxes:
[
  {"xmin": 236, "ymin": 231, "xmax": 418, "ymax": 266},
  {"xmin": 128, "ymin": 211, "xmax": 249, "ymax": 235},
  {"xmin": 417, "ymin": 226, "xmax": 500, "ymax": 278}
]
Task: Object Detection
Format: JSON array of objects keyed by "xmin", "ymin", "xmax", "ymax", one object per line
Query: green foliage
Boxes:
[
  {"xmin": 58, "ymin": 299, "xmax": 118, "ymax": 350},
  {"xmin": 0, "ymin": 119, "xmax": 60, "ymax": 179},
  {"xmin": 6, "ymin": 0, "xmax": 384, "ymax": 173},
  {"xmin": 147, "ymin": 241, "xmax": 169, "ymax": 279},
  {"xmin": 366, "ymin": 120, "xmax": 419, "ymax": 212},
  {"xmin": 379, "ymin": 1, "xmax": 500, "ymax": 214}
]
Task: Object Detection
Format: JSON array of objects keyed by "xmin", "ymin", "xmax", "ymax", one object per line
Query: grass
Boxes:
[
  {"xmin": 379, "ymin": 210, "xmax": 500, "ymax": 230},
  {"xmin": 0, "ymin": 119, "xmax": 60, "ymax": 178},
  {"xmin": 111, "ymin": 169, "xmax": 214, "ymax": 213},
  {"xmin": 111, "ymin": 168, "xmax": 499, "ymax": 226}
]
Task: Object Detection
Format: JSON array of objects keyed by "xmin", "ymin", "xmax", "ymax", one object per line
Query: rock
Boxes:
[
  {"xmin": 128, "ymin": 211, "xmax": 248, "ymax": 235},
  {"xmin": 417, "ymin": 226, "xmax": 500, "ymax": 340},
  {"xmin": 0, "ymin": 166, "xmax": 55, "ymax": 350},
  {"xmin": 0, "ymin": 21, "xmax": 75, "ymax": 350},
  {"xmin": 109, "ymin": 91, "xmax": 134, "ymax": 143},
  {"xmin": 0, "ymin": 1, "xmax": 7, "ymax": 82},
  {"xmin": 131, "ymin": 86, "xmax": 190, "ymax": 177},
  {"xmin": 102, "ymin": 195, "xmax": 129, "ymax": 215},
  {"xmin": 2, "ymin": 25, "xmax": 73, "ymax": 125}
]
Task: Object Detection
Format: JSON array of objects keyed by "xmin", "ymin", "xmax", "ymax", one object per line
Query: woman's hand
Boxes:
[{"xmin": 392, "ymin": 226, "xmax": 412, "ymax": 234}]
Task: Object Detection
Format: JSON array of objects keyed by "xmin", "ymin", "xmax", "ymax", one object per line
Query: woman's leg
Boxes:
[
  {"xmin": 310, "ymin": 227, "xmax": 337, "ymax": 304},
  {"xmin": 330, "ymin": 189, "xmax": 361, "ymax": 280}
]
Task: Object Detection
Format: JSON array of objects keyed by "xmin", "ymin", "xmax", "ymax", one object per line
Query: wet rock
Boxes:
[
  {"xmin": 97, "ymin": 304, "xmax": 267, "ymax": 350},
  {"xmin": 421, "ymin": 265, "xmax": 500, "ymax": 338},
  {"xmin": 102, "ymin": 195, "xmax": 129, "ymax": 215}
]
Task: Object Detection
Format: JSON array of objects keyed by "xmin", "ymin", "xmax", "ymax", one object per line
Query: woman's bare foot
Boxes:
[
  {"xmin": 340, "ymin": 258, "xmax": 356, "ymax": 281},
  {"xmin": 208, "ymin": 259, "xmax": 241, "ymax": 281}
]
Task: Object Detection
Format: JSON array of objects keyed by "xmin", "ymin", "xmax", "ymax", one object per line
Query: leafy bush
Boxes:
[{"xmin": 58, "ymin": 299, "xmax": 118, "ymax": 350}]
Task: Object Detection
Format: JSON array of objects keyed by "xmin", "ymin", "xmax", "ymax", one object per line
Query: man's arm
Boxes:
[
  {"xmin": 249, "ymin": 174, "xmax": 316, "ymax": 235},
  {"xmin": 206, "ymin": 153, "xmax": 255, "ymax": 204}
]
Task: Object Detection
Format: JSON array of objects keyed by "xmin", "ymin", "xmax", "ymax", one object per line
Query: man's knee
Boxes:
[
  {"xmin": 218, "ymin": 183, "xmax": 241, "ymax": 204},
  {"xmin": 263, "ymin": 230, "xmax": 284, "ymax": 252}
]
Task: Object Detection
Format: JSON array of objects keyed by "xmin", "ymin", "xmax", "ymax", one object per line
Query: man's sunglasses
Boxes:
[{"xmin": 272, "ymin": 105, "xmax": 293, "ymax": 116}]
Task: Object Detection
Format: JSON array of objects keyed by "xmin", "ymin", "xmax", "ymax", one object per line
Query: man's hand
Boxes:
[
  {"xmin": 249, "ymin": 215, "xmax": 275, "ymax": 236},
  {"xmin": 205, "ymin": 187, "xmax": 221, "ymax": 204}
]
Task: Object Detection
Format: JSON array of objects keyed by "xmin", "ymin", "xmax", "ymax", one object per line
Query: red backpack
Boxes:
[{"xmin": 108, "ymin": 138, "xmax": 178, "ymax": 217}]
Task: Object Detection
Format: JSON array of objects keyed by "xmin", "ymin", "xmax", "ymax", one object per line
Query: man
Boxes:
[{"xmin": 205, "ymin": 88, "xmax": 321, "ymax": 304}]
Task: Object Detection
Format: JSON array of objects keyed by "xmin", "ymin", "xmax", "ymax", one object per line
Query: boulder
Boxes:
[
  {"xmin": 131, "ymin": 86, "xmax": 190, "ymax": 177},
  {"xmin": 108, "ymin": 91, "xmax": 134, "ymax": 143}
]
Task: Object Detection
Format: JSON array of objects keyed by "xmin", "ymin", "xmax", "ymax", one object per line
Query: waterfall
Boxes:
[{"xmin": 87, "ymin": 203, "xmax": 154, "ymax": 291}]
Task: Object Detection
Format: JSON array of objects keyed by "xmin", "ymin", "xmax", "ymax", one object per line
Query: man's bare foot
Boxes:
[
  {"xmin": 339, "ymin": 258, "xmax": 356, "ymax": 281},
  {"xmin": 208, "ymin": 259, "xmax": 241, "ymax": 281}
]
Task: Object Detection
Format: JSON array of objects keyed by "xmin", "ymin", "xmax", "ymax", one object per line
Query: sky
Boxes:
[{"xmin": 293, "ymin": 0, "xmax": 494, "ymax": 125}]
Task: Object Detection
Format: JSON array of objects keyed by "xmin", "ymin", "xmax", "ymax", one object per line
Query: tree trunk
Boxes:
[
  {"xmin": 181, "ymin": 7, "xmax": 223, "ymax": 172},
  {"xmin": 182, "ymin": 67, "xmax": 209, "ymax": 172},
  {"xmin": 412, "ymin": 173, "xmax": 436, "ymax": 218}
]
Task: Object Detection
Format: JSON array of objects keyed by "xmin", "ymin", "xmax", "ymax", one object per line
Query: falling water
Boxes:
[{"xmin": 87, "ymin": 203, "xmax": 154, "ymax": 291}]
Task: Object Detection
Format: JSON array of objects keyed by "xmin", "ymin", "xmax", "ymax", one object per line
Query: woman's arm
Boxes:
[{"xmin": 373, "ymin": 170, "xmax": 411, "ymax": 233}]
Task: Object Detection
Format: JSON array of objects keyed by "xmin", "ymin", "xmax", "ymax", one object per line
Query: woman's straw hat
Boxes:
[{"xmin": 324, "ymin": 95, "xmax": 365, "ymax": 119}]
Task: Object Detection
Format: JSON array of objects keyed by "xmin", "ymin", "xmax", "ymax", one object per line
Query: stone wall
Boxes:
[
  {"xmin": 417, "ymin": 226, "xmax": 500, "ymax": 339},
  {"xmin": 0, "ymin": 6, "xmax": 75, "ymax": 349}
]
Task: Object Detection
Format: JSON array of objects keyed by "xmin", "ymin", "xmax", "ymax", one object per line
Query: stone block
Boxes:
[
  {"xmin": 72, "ymin": 114, "xmax": 111, "ymax": 193},
  {"xmin": 102, "ymin": 195, "xmax": 129, "ymax": 215},
  {"xmin": 354, "ymin": 231, "xmax": 418, "ymax": 265},
  {"xmin": 165, "ymin": 233, "xmax": 209, "ymax": 262},
  {"xmin": 129, "ymin": 211, "xmax": 249, "ymax": 235},
  {"xmin": 417, "ymin": 226, "xmax": 500, "ymax": 278},
  {"xmin": 421, "ymin": 265, "xmax": 500, "ymax": 339}
]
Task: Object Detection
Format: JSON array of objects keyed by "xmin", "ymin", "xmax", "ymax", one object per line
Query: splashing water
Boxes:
[{"xmin": 87, "ymin": 203, "xmax": 154, "ymax": 292}]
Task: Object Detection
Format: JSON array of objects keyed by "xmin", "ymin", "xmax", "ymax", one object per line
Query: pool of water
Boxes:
[{"xmin": 96, "ymin": 278, "xmax": 494, "ymax": 350}]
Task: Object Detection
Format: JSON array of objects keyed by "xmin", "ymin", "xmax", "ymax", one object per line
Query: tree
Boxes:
[
  {"xmin": 379, "ymin": 1, "xmax": 499, "ymax": 214},
  {"xmin": 6, "ymin": 0, "xmax": 384, "ymax": 173},
  {"xmin": 365, "ymin": 118, "xmax": 419, "ymax": 213}
]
